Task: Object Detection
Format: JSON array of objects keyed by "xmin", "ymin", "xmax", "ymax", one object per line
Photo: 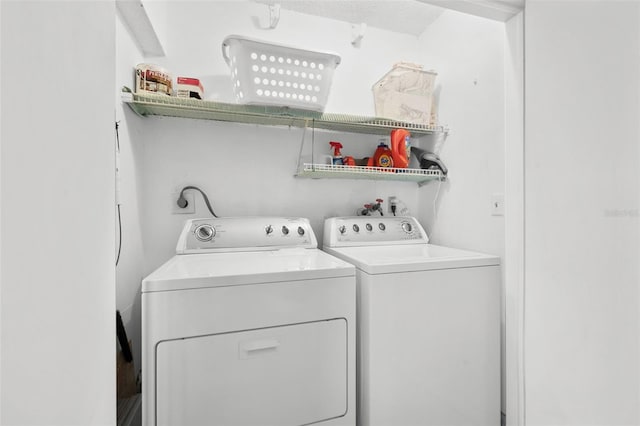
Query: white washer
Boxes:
[
  {"xmin": 323, "ymin": 216, "xmax": 500, "ymax": 426},
  {"xmin": 142, "ymin": 217, "xmax": 356, "ymax": 426}
]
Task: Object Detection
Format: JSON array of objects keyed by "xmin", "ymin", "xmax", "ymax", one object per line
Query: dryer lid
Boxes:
[{"xmin": 142, "ymin": 249, "xmax": 355, "ymax": 292}]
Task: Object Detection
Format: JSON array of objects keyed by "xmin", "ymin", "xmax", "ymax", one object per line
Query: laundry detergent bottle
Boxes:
[
  {"xmin": 372, "ymin": 139, "xmax": 394, "ymax": 168},
  {"xmin": 390, "ymin": 129, "xmax": 411, "ymax": 168}
]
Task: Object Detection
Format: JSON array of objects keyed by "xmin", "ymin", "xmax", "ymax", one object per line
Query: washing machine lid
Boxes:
[
  {"xmin": 142, "ymin": 248, "xmax": 355, "ymax": 292},
  {"xmin": 323, "ymin": 244, "xmax": 500, "ymax": 275}
]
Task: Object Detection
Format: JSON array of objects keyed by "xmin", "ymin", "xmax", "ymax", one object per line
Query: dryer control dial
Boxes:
[
  {"xmin": 194, "ymin": 224, "xmax": 215, "ymax": 242},
  {"xmin": 177, "ymin": 217, "xmax": 318, "ymax": 254},
  {"xmin": 401, "ymin": 221, "xmax": 413, "ymax": 233}
]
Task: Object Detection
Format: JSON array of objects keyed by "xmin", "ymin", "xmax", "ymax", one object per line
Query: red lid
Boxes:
[{"xmin": 177, "ymin": 77, "xmax": 203, "ymax": 90}]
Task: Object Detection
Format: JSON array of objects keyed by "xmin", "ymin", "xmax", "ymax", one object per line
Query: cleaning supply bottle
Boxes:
[
  {"xmin": 329, "ymin": 141, "xmax": 344, "ymax": 165},
  {"xmin": 372, "ymin": 139, "xmax": 394, "ymax": 168},
  {"xmin": 390, "ymin": 129, "xmax": 411, "ymax": 168}
]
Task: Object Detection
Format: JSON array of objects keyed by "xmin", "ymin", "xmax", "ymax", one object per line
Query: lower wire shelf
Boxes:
[{"xmin": 296, "ymin": 163, "xmax": 443, "ymax": 185}]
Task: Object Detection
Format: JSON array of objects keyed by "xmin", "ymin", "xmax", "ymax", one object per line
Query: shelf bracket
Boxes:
[{"xmin": 295, "ymin": 119, "xmax": 311, "ymax": 175}]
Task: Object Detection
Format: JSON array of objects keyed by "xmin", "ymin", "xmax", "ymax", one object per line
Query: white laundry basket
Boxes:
[{"xmin": 222, "ymin": 35, "xmax": 341, "ymax": 111}]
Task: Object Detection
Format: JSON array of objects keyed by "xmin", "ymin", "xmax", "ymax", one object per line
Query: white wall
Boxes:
[
  {"xmin": 414, "ymin": 9, "xmax": 508, "ymax": 413},
  {"xmin": 415, "ymin": 10, "xmax": 505, "ymax": 257},
  {"xmin": 1, "ymin": 2, "xmax": 115, "ymax": 425},
  {"xmin": 116, "ymin": 0, "xmax": 507, "ymax": 413},
  {"xmin": 525, "ymin": 1, "xmax": 640, "ymax": 424}
]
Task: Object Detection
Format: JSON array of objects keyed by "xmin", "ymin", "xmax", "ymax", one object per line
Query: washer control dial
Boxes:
[
  {"xmin": 325, "ymin": 217, "xmax": 427, "ymax": 247},
  {"xmin": 265, "ymin": 225, "xmax": 274, "ymax": 235},
  {"xmin": 194, "ymin": 224, "xmax": 215, "ymax": 242},
  {"xmin": 281, "ymin": 226, "xmax": 290, "ymax": 235},
  {"xmin": 297, "ymin": 226, "xmax": 305, "ymax": 236}
]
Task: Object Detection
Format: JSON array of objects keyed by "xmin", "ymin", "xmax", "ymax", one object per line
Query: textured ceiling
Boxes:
[{"xmin": 255, "ymin": 0, "xmax": 446, "ymax": 37}]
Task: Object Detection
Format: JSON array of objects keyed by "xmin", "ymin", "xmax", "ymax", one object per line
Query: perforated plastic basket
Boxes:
[{"xmin": 222, "ymin": 35, "xmax": 341, "ymax": 111}]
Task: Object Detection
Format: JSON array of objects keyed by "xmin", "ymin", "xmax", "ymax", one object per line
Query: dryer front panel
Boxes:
[{"xmin": 156, "ymin": 318, "xmax": 348, "ymax": 426}]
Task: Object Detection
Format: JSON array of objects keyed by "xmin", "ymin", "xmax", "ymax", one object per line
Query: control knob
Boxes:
[
  {"xmin": 281, "ymin": 226, "xmax": 290, "ymax": 235},
  {"xmin": 338, "ymin": 225, "xmax": 347, "ymax": 235},
  {"xmin": 401, "ymin": 221, "xmax": 413, "ymax": 233},
  {"xmin": 194, "ymin": 224, "xmax": 215, "ymax": 242},
  {"xmin": 297, "ymin": 226, "xmax": 305, "ymax": 236},
  {"xmin": 265, "ymin": 225, "xmax": 274, "ymax": 235}
]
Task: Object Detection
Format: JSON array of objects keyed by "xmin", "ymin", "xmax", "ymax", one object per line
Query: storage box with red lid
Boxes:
[
  {"xmin": 176, "ymin": 77, "xmax": 204, "ymax": 100},
  {"xmin": 135, "ymin": 63, "xmax": 173, "ymax": 96}
]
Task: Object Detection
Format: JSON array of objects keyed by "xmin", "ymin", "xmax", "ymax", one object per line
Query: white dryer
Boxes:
[
  {"xmin": 323, "ymin": 216, "xmax": 500, "ymax": 426},
  {"xmin": 142, "ymin": 217, "xmax": 356, "ymax": 426}
]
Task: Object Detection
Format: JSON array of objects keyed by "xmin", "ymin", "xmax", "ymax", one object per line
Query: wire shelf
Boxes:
[
  {"xmin": 296, "ymin": 163, "xmax": 443, "ymax": 184},
  {"xmin": 123, "ymin": 91, "xmax": 449, "ymax": 136}
]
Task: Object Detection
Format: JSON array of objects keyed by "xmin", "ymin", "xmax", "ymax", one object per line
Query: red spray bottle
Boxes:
[{"xmin": 329, "ymin": 141, "xmax": 344, "ymax": 165}]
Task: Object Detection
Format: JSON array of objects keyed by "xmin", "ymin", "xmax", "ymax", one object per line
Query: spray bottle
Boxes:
[
  {"xmin": 390, "ymin": 129, "xmax": 411, "ymax": 168},
  {"xmin": 329, "ymin": 141, "xmax": 344, "ymax": 165}
]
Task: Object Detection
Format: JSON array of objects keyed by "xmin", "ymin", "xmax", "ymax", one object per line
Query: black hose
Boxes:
[{"xmin": 179, "ymin": 185, "xmax": 219, "ymax": 217}]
